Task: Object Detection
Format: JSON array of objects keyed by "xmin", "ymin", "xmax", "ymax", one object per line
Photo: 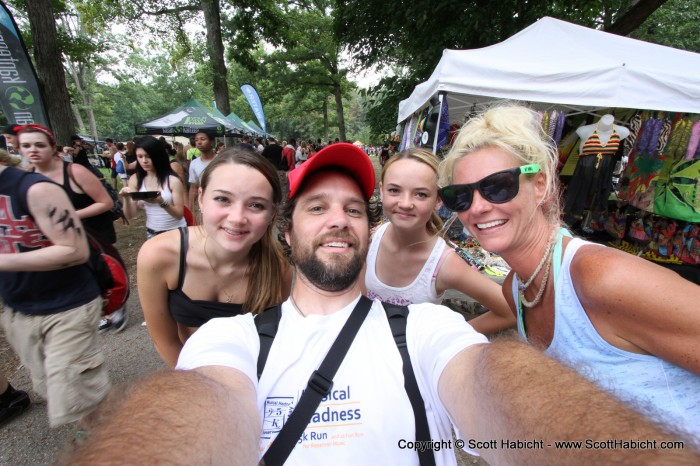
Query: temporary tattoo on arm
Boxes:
[{"xmin": 48, "ymin": 205, "xmax": 83, "ymax": 237}]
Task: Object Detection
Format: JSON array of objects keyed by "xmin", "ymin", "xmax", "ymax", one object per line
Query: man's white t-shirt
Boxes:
[
  {"xmin": 178, "ymin": 296, "xmax": 487, "ymax": 465},
  {"xmin": 188, "ymin": 156, "xmax": 211, "ymax": 185}
]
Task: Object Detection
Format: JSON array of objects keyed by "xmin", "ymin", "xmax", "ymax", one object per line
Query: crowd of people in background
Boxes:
[
  {"xmin": 0, "ymin": 128, "xmax": 370, "ymax": 427},
  {"xmin": 1, "ymin": 115, "xmax": 698, "ymax": 465}
]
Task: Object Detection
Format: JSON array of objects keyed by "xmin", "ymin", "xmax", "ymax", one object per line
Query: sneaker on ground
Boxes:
[
  {"xmin": 0, "ymin": 389, "xmax": 31, "ymax": 426},
  {"xmin": 98, "ymin": 318, "xmax": 111, "ymax": 334},
  {"xmin": 112, "ymin": 307, "xmax": 128, "ymax": 333}
]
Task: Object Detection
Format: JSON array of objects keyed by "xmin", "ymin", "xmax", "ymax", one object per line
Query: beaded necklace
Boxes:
[{"xmin": 517, "ymin": 231, "xmax": 556, "ymax": 309}]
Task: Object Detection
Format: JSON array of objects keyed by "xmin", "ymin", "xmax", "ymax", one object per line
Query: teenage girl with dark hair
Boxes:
[{"xmin": 120, "ymin": 135, "xmax": 186, "ymax": 238}]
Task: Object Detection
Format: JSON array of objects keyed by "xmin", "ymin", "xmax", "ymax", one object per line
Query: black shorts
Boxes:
[{"xmin": 110, "ymin": 168, "xmax": 118, "ymax": 179}]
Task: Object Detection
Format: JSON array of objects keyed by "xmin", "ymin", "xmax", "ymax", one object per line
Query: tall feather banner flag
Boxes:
[
  {"xmin": 0, "ymin": 1, "xmax": 49, "ymax": 127},
  {"xmin": 240, "ymin": 84, "xmax": 266, "ymax": 135}
]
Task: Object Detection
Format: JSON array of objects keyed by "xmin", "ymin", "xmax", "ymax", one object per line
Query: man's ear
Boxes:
[{"xmin": 284, "ymin": 230, "xmax": 291, "ymax": 246}]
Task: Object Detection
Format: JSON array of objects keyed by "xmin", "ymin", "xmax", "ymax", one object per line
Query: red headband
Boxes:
[{"xmin": 15, "ymin": 124, "xmax": 56, "ymax": 145}]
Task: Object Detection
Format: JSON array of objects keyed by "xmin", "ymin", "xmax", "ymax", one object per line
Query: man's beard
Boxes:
[{"xmin": 291, "ymin": 235, "xmax": 366, "ymax": 292}]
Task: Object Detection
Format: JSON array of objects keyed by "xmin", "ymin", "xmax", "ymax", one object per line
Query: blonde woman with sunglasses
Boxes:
[
  {"xmin": 438, "ymin": 105, "xmax": 700, "ymax": 442},
  {"xmin": 363, "ymin": 148, "xmax": 513, "ymax": 335}
]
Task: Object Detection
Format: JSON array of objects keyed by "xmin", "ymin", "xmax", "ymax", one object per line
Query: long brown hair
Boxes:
[{"xmin": 199, "ymin": 148, "xmax": 288, "ymax": 313}]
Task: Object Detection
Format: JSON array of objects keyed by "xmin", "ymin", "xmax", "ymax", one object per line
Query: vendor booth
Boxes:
[
  {"xmin": 398, "ymin": 16, "xmax": 700, "ymax": 135},
  {"xmin": 135, "ymin": 99, "xmax": 243, "ymax": 136},
  {"xmin": 398, "ymin": 17, "xmax": 700, "ymax": 276},
  {"xmin": 227, "ymin": 112, "xmax": 263, "ymax": 138}
]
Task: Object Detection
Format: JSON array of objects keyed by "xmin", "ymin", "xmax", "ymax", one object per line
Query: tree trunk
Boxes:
[
  {"xmin": 79, "ymin": 64, "xmax": 99, "ymax": 141},
  {"xmin": 66, "ymin": 62, "xmax": 97, "ymax": 140},
  {"xmin": 201, "ymin": 0, "xmax": 230, "ymax": 116},
  {"xmin": 605, "ymin": 0, "xmax": 669, "ymax": 36},
  {"xmin": 25, "ymin": 0, "xmax": 75, "ymax": 144},
  {"xmin": 70, "ymin": 102, "xmax": 86, "ymax": 135},
  {"xmin": 333, "ymin": 83, "xmax": 346, "ymax": 142}
]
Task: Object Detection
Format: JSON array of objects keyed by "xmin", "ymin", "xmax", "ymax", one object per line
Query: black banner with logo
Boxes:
[{"xmin": 0, "ymin": 1, "xmax": 49, "ymax": 127}]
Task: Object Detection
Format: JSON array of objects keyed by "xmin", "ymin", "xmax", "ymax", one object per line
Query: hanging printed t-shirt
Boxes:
[{"xmin": 178, "ymin": 296, "xmax": 488, "ymax": 465}]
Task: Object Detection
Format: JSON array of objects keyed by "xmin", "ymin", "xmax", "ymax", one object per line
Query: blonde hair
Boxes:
[
  {"xmin": 438, "ymin": 105, "xmax": 561, "ymax": 226},
  {"xmin": 382, "ymin": 147, "xmax": 443, "ymax": 235}
]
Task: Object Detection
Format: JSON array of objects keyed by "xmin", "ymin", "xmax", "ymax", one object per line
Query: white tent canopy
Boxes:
[{"xmin": 398, "ymin": 17, "xmax": 700, "ymax": 124}]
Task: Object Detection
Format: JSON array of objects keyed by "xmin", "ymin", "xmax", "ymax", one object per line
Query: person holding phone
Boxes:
[{"xmin": 119, "ymin": 135, "xmax": 186, "ymax": 239}]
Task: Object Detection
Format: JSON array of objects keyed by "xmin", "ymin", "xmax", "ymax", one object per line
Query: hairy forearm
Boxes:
[
  {"xmin": 448, "ymin": 339, "xmax": 699, "ymax": 465},
  {"xmin": 64, "ymin": 370, "xmax": 260, "ymax": 465}
]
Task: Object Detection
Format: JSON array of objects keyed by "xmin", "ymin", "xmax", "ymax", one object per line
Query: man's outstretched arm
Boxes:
[
  {"xmin": 440, "ymin": 339, "xmax": 699, "ymax": 465},
  {"xmin": 64, "ymin": 366, "xmax": 260, "ymax": 465}
]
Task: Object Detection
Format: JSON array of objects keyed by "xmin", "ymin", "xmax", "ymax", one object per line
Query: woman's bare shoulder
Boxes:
[{"xmin": 138, "ymin": 229, "xmax": 183, "ymax": 267}]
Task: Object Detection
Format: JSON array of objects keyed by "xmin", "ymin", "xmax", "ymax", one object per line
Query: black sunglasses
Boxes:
[{"xmin": 438, "ymin": 164, "xmax": 541, "ymax": 212}]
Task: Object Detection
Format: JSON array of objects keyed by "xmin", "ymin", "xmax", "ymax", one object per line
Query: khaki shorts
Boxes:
[{"xmin": 1, "ymin": 296, "xmax": 111, "ymax": 426}]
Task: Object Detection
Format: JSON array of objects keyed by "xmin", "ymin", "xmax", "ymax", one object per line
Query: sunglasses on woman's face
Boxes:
[{"xmin": 438, "ymin": 164, "xmax": 541, "ymax": 212}]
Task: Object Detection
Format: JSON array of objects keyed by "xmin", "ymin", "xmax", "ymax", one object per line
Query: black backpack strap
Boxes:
[
  {"xmin": 262, "ymin": 296, "xmax": 373, "ymax": 466},
  {"xmin": 176, "ymin": 227, "xmax": 189, "ymax": 289},
  {"xmin": 383, "ymin": 303, "xmax": 436, "ymax": 466},
  {"xmin": 254, "ymin": 305, "xmax": 283, "ymax": 380}
]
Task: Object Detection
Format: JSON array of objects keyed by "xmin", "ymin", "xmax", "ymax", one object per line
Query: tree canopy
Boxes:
[
  {"xmin": 1, "ymin": 0, "xmax": 694, "ymax": 144},
  {"xmin": 335, "ymin": 0, "xmax": 673, "ymax": 136}
]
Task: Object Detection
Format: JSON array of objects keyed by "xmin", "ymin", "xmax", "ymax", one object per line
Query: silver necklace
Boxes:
[
  {"xmin": 290, "ymin": 295, "xmax": 306, "ymax": 317},
  {"xmin": 517, "ymin": 231, "xmax": 556, "ymax": 309}
]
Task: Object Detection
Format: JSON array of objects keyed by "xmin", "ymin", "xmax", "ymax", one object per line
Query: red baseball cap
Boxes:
[{"xmin": 287, "ymin": 143, "xmax": 375, "ymax": 200}]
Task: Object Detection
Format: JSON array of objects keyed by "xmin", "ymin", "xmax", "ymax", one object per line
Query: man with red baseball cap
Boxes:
[
  {"xmin": 286, "ymin": 142, "xmax": 375, "ymax": 200},
  {"xmin": 68, "ymin": 143, "xmax": 697, "ymax": 465}
]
